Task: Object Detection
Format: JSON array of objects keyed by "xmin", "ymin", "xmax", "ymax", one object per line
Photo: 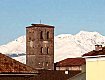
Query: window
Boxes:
[
  {"xmin": 47, "ymin": 31, "xmax": 49, "ymax": 39},
  {"xmin": 41, "ymin": 47, "xmax": 43, "ymax": 53},
  {"xmin": 42, "ymin": 62, "xmax": 44, "ymax": 67},
  {"xmin": 40, "ymin": 31, "xmax": 43, "ymax": 39},
  {"xmin": 29, "ymin": 37, "xmax": 31, "ymax": 40},
  {"xmin": 65, "ymin": 70, "xmax": 69, "ymax": 74},
  {"xmin": 47, "ymin": 47, "xmax": 49, "ymax": 54},
  {"xmin": 46, "ymin": 62, "xmax": 49, "ymax": 66},
  {"xmin": 30, "ymin": 41, "xmax": 33, "ymax": 47}
]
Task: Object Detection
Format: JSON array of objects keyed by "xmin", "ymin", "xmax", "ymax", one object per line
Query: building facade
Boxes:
[
  {"xmin": 26, "ymin": 24, "xmax": 54, "ymax": 70},
  {"xmin": 83, "ymin": 56, "xmax": 105, "ymax": 80},
  {"xmin": 83, "ymin": 45, "xmax": 105, "ymax": 80},
  {"xmin": 55, "ymin": 58, "xmax": 85, "ymax": 71}
]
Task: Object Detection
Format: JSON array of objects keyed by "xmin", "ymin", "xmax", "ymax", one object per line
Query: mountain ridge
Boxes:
[{"xmin": 0, "ymin": 31, "xmax": 105, "ymax": 63}]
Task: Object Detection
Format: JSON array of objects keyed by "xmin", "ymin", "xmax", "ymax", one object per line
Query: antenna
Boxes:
[{"xmin": 40, "ymin": 20, "xmax": 41, "ymax": 24}]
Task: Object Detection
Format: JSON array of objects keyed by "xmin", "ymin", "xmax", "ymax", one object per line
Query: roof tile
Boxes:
[
  {"xmin": 83, "ymin": 46, "xmax": 105, "ymax": 56},
  {"xmin": 56, "ymin": 58, "xmax": 85, "ymax": 67},
  {"xmin": 0, "ymin": 53, "xmax": 37, "ymax": 73}
]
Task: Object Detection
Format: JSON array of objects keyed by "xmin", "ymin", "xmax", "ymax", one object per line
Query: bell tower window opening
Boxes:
[
  {"xmin": 46, "ymin": 62, "xmax": 49, "ymax": 67},
  {"xmin": 41, "ymin": 47, "xmax": 43, "ymax": 54},
  {"xmin": 29, "ymin": 37, "xmax": 31, "ymax": 40},
  {"xmin": 40, "ymin": 31, "xmax": 43, "ymax": 39},
  {"xmin": 47, "ymin": 31, "xmax": 49, "ymax": 39},
  {"xmin": 47, "ymin": 47, "xmax": 49, "ymax": 54}
]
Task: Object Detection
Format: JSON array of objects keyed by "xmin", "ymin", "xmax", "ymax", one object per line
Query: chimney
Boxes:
[{"xmin": 95, "ymin": 45, "xmax": 102, "ymax": 51}]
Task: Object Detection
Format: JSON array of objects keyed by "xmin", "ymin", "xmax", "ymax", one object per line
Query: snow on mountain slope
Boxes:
[
  {"xmin": 1, "ymin": 31, "xmax": 105, "ymax": 63},
  {"xmin": 12, "ymin": 55, "xmax": 26, "ymax": 64},
  {"xmin": 54, "ymin": 31, "xmax": 105, "ymax": 62},
  {"xmin": 0, "ymin": 36, "xmax": 26, "ymax": 54}
]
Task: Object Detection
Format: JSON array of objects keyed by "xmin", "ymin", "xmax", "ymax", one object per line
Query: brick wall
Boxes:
[{"xmin": 26, "ymin": 24, "xmax": 54, "ymax": 70}]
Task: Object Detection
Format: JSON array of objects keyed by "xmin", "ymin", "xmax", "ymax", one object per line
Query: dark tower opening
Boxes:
[
  {"xmin": 40, "ymin": 31, "xmax": 43, "ymax": 39},
  {"xmin": 41, "ymin": 47, "xmax": 43, "ymax": 54},
  {"xmin": 47, "ymin": 47, "xmax": 49, "ymax": 54},
  {"xmin": 47, "ymin": 31, "xmax": 49, "ymax": 39}
]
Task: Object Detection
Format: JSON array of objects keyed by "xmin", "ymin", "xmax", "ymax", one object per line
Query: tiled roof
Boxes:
[
  {"xmin": 56, "ymin": 58, "xmax": 85, "ymax": 67},
  {"xmin": 32, "ymin": 70, "xmax": 81, "ymax": 80},
  {"xmin": 83, "ymin": 47, "xmax": 105, "ymax": 56},
  {"xmin": 0, "ymin": 53, "xmax": 37, "ymax": 73},
  {"xmin": 26, "ymin": 24, "xmax": 54, "ymax": 28}
]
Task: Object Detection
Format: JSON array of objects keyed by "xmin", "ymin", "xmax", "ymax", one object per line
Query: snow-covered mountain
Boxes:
[
  {"xmin": 0, "ymin": 31, "xmax": 105, "ymax": 63},
  {"xmin": 0, "ymin": 36, "xmax": 26, "ymax": 54}
]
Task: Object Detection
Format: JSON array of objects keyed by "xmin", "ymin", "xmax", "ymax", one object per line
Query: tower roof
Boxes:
[{"xmin": 26, "ymin": 24, "xmax": 54, "ymax": 28}]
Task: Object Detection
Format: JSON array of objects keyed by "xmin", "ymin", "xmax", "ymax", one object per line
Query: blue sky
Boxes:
[{"xmin": 0, "ymin": 0, "xmax": 105, "ymax": 45}]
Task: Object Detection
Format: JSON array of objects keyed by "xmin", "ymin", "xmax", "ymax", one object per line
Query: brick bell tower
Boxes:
[{"xmin": 26, "ymin": 24, "xmax": 54, "ymax": 70}]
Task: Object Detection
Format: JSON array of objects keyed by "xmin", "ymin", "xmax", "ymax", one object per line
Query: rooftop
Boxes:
[
  {"xmin": 56, "ymin": 58, "xmax": 85, "ymax": 67},
  {"xmin": 26, "ymin": 24, "xmax": 54, "ymax": 28},
  {"xmin": 0, "ymin": 53, "xmax": 37, "ymax": 73},
  {"xmin": 83, "ymin": 47, "xmax": 105, "ymax": 56},
  {"xmin": 32, "ymin": 70, "xmax": 81, "ymax": 80}
]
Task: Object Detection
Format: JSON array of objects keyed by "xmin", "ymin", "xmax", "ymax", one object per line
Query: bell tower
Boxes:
[{"xmin": 26, "ymin": 24, "xmax": 54, "ymax": 70}]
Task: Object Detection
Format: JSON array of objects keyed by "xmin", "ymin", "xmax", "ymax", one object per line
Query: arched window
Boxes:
[
  {"xmin": 47, "ymin": 31, "xmax": 49, "ymax": 39},
  {"xmin": 46, "ymin": 62, "xmax": 49, "ymax": 67},
  {"xmin": 47, "ymin": 47, "xmax": 49, "ymax": 54},
  {"xmin": 41, "ymin": 47, "xmax": 43, "ymax": 53},
  {"xmin": 29, "ymin": 37, "xmax": 31, "ymax": 40},
  {"xmin": 40, "ymin": 31, "xmax": 43, "ymax": 39}
]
